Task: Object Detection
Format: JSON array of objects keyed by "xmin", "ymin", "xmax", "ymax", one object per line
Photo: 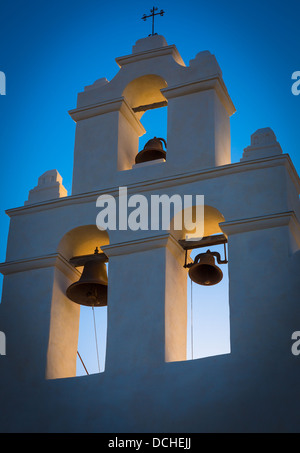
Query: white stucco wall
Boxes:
[{"xmin": 0, "ymin": 35, "xmax": 299, "ymax": 433}]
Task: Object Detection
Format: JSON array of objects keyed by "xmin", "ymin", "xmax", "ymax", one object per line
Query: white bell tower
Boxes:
[{"xmin": 0, "ymin": 35, "xmax": 299, "ymax": 433}]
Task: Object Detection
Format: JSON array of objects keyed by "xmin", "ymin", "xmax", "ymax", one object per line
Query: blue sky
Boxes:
[{"xmin": 0, "ymin": 0, "xmax": 299, "ymax": 374}]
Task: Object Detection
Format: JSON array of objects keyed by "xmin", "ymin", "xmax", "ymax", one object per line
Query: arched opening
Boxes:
[
  {"xmin": 170, "ymin": 205, "xmax": 230, "ymax": 362},
  {"xmin": 171, "ymin": 205, "xmax": 225, "ymax": 242},
  {"xmin": 187, "ymin": 242, "xmax": 230, "ymax": 361},
  {"xmin": 57, "ymin": 225, "xmax": 109, "ymax": 260},
  {"xmin": 123, "ymin": 74, "xmax": 168, "ymax": 118},
  {"xmin": 122, "ymin": 75, "xmax": 168, "ymax": 168},
  {"xmin": 47, "ymin": 226, "xmax": 110, "ymax": 379}
]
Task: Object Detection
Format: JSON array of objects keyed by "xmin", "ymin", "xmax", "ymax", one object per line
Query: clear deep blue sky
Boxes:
[
  {"xmin": 0, "ymin": 0, "xmax": 299, "ymax": 373},
  {"xmin": 1, "ymin": 0, "xmax": 300, "ymax": 260}
]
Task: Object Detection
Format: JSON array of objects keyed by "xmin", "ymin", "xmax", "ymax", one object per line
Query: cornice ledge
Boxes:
[
  {"xmin": 68, "ymin": 97, "xmax": 145, "ymax": 135},
  {"xmin": 220, "ymin": 211, "xmax": 299, "ymax": 236},
  {"xmin": 115, "ymin": 45, "xmax": 185, "ymax": 68},
  {"xmin": 102, "ymin": 233, "xmax": 181, "ymax": 257},
  {"xmin": 5, "ymin": 154, "xmax": 297, "ymax": 218},
  {"xmin": 0, "ymin": 253, "xmax": 80, "ymax": 279},
  {"xmin": 162, "ymin": 77, "xmax": 236, "ymax": 116}
]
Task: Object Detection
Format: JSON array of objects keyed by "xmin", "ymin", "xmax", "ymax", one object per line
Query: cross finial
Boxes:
[{"xmin": 142, "ymin": 6, "xmax": 165, "ymax": 37}]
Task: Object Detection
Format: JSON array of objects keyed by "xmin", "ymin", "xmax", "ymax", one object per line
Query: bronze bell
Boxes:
[
  {"xmin": 66, "ymin": 259, "xmax": 108, "ymax": 307},
  {"xmin": 135, "ymin": 137, "xmax": 167, "ymax": 164},
  {"xmin": 188, "ymin": 250, "xmax": 223, "ymax": 286}
]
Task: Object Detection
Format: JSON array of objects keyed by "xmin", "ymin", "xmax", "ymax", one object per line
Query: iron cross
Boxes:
[{"xmin": 142, "ymin": 7, "xmax": 165, "ymax": 36}]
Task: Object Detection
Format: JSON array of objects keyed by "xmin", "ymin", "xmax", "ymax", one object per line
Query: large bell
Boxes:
[
  {"xmin": 66, "ymin": 260, "xmax": 108, "ymax": 307},
  {"xmin": 135, "ymin": 137, "xmax": 167, "ymax": 164},
  {"xmin": 188, "ymin": 250, "xmax": 223, "ymax": 286}
]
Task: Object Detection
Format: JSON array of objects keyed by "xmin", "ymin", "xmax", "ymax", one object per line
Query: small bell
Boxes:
[
  {"xmin": 66, "ymin": 259, "xmax": 108, "ymax": 307},
  {"xmin": 188, "ymin": 250, "xmax": 224, "ymax": 286},
  {"xmin": 135, "ymin": 137, "xmax": 167, "ymax": 164}
]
